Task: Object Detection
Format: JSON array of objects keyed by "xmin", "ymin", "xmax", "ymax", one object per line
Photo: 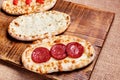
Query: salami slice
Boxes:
[
  {"xmin": 50, "ymin": 44, "xmax": 67, "ymax": 60},
  {"xmin": 13, "ymin": 0, "xmax": 18, "ymax": 5},
  {"xmin": 36, "ymin": 0, "xmax": 44, "ymax": 4},
  {"xmin": 26, "ymin": 0, "xmax": 32, "ymax": 5},
  {"xmin": 31, "ymin": 47, "xmax": 51, "ymax": 63},
  {"xmin": 66, "ymin": 42, "xmax": 84, "ymax": 58}
]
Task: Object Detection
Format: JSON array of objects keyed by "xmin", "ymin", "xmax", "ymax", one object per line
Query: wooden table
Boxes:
[{"xmin": 0, "ymin": 0, "xmax": 120, "ymax": 80}]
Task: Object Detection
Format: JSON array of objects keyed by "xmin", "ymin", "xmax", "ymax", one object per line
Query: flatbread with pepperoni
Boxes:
[
  {"xmin": 22, "ymin": 35, "xmax": 96, "ymax": 74},
  {"xmin": 2, "ymin": 0, "xmax": 57, "ymax": 15}
]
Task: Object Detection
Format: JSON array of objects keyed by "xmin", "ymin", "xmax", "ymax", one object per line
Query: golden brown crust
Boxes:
[
  {"xmin": 2, "ymin": 0, "xmax": 57, "ymax": 15},
  {"xmin": 22, "ymin": 35, "xmax": 96, "ymax": 74}
]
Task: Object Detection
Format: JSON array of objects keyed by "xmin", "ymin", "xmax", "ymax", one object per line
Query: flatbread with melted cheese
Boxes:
[
  {"xmin": 8, "ymin": 10, "xmax": 71, "ymax": 41},
  {"xmin": 22, "ymin": 35, "xmax": 96, "ymax": 74},
  {"xmin": 2, "ymin": 0, "xmax": 57, "ymax": 15}
]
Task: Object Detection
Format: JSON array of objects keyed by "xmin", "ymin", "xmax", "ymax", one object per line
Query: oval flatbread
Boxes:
[
  {"xmin": 8, "ymin": 10, "xmax": 71, "ymax": 41},
  {"xmin": 22, "ymin": 35, "xmax": 96, "ymax": 74},
  {"xmin": 2, "ymin": 0, "xmax": 57, "ymax": 15}
]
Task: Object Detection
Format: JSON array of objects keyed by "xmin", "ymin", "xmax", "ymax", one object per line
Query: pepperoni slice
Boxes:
[
  {"xmin": 13, "ymin": 0, "xmax": 18, "ymax": 5},
  {"xmin": 50, "ymin": 44, "xmax": 67, "ymax": 60},
  {"xmin": 31, "ymin": 47, "xmax": 51, "ymax": 63},
  {"xmin": 26, "ymin": 0, "xmax": 32, "ymax": 5},
  {"xmin": 66, "ymin": 42, "xmax": 84, "ymax": 58},
  {"xmin": 36, "ymin": 0, "xmax": 44, "ymax": 4}
]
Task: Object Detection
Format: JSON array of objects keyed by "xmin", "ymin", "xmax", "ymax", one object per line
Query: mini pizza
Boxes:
[
  {"xmin": 22, "ymin": 35, "xmax": 96, "ymax": 74},
  {"xmin": 2, "ymin": 0, "xmax": 57, "ymax": 15},
  {"xmin": 8, "ymin": 10, "xmax": 71, "ymax": 41}
]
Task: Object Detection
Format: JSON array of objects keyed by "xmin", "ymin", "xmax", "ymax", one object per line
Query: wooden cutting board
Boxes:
[{"xmin": 0, "ymin": 0, "xmax": 114, "ymax": 80}]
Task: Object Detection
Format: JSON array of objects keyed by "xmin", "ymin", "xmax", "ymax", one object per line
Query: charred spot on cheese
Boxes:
[
  {"xmin": 32, "ymin": 36, "xmax": 35, "ymax": 38},
  {"xmin": 27, "ymin": 58, "xmax": 30, "ymax": 62},
  {"xmin": 64, "ymin": 59, "xmax": 69, "ymax": 63},
  {"xmin": 30, "ymin": 65, "xmax": 34, "ymax": 71},
  {"xmin": 58, "ymin": 61, "xmax": 62, "ymax": 71},
  {"xmin": 72, "ymin": 60, "xmax": 75, "ymax": 64},
  {"xmin": 54, "ymin": 39, "xmax": 61, "ymax": 44},
  {"xmin": 31, "ymin": 6, "xmax": 35, "ymax": 10},
  {"xmin": 19, "ymin": 34, "xmax": 22, "ymax": 37},
  {"xmin": 6, "ymin": 3, "xmax": 10, "ymax": 7},
  {"xmin": 44, "ymin": 33, "xmax": 49, "ymax": 37},
  {"xmin": 87, "ymin": 53, "xmax": 93, "ymax": 58},
  {"xmin": 38, "ymin": 66, "xmax": 42, "ymax": 73},
  {"xmin": 66, "ymin": 16, "xmax": 70, "ymax": 20},
  {"xmin": 90, "ymin": 54, "xmax": 93, "ymax": 57},
  {"xmin": 51, "ymin": 62, "xmax": 54, "ymax": 67},
  {"xmin": 48, "ymin": 24, "xmax": 52, "ymax": 26},
  {"xmin": 11, "ymin": 28, "xmax": 15, "ymax": 33},
  {"xmin": 14, "ymin": 21, "xmax": 19, "ymax": 27}
]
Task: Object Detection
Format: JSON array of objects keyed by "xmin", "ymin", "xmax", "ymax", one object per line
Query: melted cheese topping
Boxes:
[
  {"xmin": 8, "ymin": 11, "xmax": 70, "ymax": 41},
  {"xmin": 22, "ymin": 35, "xmax": 95, "ymax": 74}
]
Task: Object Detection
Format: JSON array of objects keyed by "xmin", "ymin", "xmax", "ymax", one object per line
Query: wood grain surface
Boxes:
[{"xmin": 0, "ymin": 0, "xmax": 119, "ymax": 80}]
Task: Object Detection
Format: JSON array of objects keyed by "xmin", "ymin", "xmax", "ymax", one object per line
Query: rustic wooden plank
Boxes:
[
  {"xmin": 59, "ymin": 3, "xmax": 114, "ymax": 40},
  {"xmin": 0, "ymin": 15, "xmax": 28, "ymax": 65},
  {"xmin": 64, "ymin": 31, "xmax": 104, "ymax": 47},
  {"xmin": 0, "ymin": 0, "xmax": 114, "ymax": 80}
]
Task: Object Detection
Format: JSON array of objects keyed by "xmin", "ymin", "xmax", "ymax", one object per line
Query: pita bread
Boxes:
[
  {"xmin": 2, "ymin": 0, "xmax": 57, "ymax": 15},
  {"xmin": 8, "ymin": 10, "xmax": 71, "ymax": 41},
  {"xmin": 22, "ymin": 35, "xmax": 96, "ymax": 74}
]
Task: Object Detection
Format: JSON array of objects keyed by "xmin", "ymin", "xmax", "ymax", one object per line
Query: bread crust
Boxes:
[
  {"xmin": 8, "ymin": 10, "xmax": 71, "ymax": 41},
  {"xmin": 22, "ymin": 35, "xmax": 96, "ymax": 74},
  {"xmin": 2, "ymin": 0, "xmax": 57, "ymax": 15}
]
